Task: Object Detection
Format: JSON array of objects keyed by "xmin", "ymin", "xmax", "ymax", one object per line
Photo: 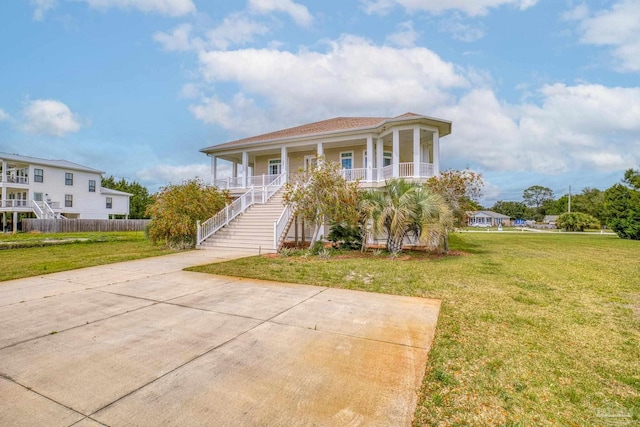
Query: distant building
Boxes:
[
  {"xmin": 1, "ymin": 153, "xmax": 130, "ymax": 232},
  {"xmin": 467, "ymin": 210, "xmax": 511, "ymax": 227},
  {"xmin": 543, "ymin": 215, "xmax": 559, "ymax": 226}
]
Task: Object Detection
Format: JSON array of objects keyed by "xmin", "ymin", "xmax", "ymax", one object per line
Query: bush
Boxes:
[
  {"xmin": 145, "ymin": 179, "xmax": 229, "ymax": 249},
  {"xmin": 309, "ymin": 240, "xmax": 325, "ymax": 255},
  {"xmin": 327, "ymin": 222, "xmax": 363, "ymax": 250},
  {"xmin": 556, "ymin": 212, "xmax": 600, "ymax": 232}
]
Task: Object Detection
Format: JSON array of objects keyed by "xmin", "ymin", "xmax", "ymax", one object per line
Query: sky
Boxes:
[{"xmin": 0, "ymin": 0, "xmax": 639, "ymax": 205}]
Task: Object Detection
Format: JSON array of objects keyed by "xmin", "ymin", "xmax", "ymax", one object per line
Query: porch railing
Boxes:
[
  {"xmin": 214, "ymin": 165, "xmax": 436, "ymax": 189},
  {"xmin": 214, "ymin": 174, "xmax": 281, "ymax": 190},
  {"xmin": 0, "ymin": 176, "xmax": 29, "ymax": 184},
  {"xmin": 197, "ymin": 172, "xmax": 286, "ymax": 246}
]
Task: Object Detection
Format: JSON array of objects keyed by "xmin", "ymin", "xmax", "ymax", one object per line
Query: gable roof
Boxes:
[
  {"xmin": 101, "ymin": 187, "xmax": 133, "ymax": 197},
  {"xmin": 0, "ymin": 152, "xmax": 104, "ymax": 174},
  {"xmin": 201, "ymin": 112, "xmax": 451, "ymax": 153},
  {"xmin": 468, "ymin": 210, "xmax": 511, "ymax": 219}
]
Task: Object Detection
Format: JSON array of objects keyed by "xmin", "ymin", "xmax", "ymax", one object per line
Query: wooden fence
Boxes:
[{"xmin": 22, "ymin": 219, "xmax": 151, "ymax": 233}]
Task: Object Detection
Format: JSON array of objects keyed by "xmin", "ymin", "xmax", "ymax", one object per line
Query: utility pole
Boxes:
[{"xmin": 568, "ymin": 185, "xmax": 571, "ymax": 213}]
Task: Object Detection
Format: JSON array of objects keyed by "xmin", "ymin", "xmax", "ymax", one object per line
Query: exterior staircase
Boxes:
[{"xmin": 199, "ymin": 191, "xmax": 287, "ymax": 254}]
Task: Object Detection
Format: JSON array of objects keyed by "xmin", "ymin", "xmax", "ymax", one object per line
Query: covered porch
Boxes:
[{"xmin": 209, "ymin": 125, "xmax": 441, "ymax": 192}]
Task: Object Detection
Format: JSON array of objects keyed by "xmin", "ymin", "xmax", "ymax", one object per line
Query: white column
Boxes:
[
  {"xmin": 392, "ymin": 129, "xmax": 400, "ymax": 178},
  {"xmin": 433, "ymin": 130, "xmax": 440, "ymax": 176},
  {"xmin": 317, "ymin": 142, "xmax": 324, "ymax": 161},
  {"xmin": 12, "ymin": 211, "xmax": 17, "ymax": 234},
  {"xmin": 1, "ymin": 161, "xmax": 6, "ymax": 206},
  {"xmin": 281, "ymin": 146, "xmax": 288, "ymax": 182},
  {"xmin": 376, "ymin": 138, "xmax": 383, "ymax": 180},
  {"xmin": 413, "ymin": 127, "xmax": 421, "ymax": 178},
  {"xmin": 211, "ymin": 156, "xmax": 217, "ymax": 184},
  {"xmin": 366, "ymin": 136, "xmax": 373, "ymax": 181},
  {"xmin": 242, "ymin": 151, "xmax": 249, "ymax": 188},
  {"xmin": 232, "ymin": 162, "xmax": 238, "ymax": 178}
]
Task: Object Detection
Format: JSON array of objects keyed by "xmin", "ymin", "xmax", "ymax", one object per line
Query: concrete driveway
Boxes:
[{"xmin": 0, "ymin": 250, "xmax": 440, "ymax": 426}]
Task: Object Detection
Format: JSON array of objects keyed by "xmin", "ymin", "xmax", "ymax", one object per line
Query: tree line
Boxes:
[{"xmin": 490, "ymin": 169, "xmax": 640, "ymax": 239}]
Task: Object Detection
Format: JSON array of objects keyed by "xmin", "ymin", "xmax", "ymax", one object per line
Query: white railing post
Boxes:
[{"xmin": 196, "ymin": 221, "xmax": 201, "ymax": 245}]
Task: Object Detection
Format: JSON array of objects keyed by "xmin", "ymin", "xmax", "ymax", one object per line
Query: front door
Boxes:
[
  {"xmin": 304, "ymin": 155, "xmax": 317, "ymax": 171},
  {"xmin": 268, "ymin": 159, "xmax": 281, "ymax": 175}
]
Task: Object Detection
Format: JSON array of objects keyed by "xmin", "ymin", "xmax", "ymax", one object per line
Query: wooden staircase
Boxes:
[{"xmin": 199, "ymin": 192, "xmax": 287, "ymax": 254}]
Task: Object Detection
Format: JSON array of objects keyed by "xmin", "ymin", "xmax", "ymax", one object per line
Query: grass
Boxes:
[
  {"xmin": 188, "ymin": 233, "xmax": 640, "ymax": 426},
  {"xmin": 0, "ymin": 231, "xmax": 176, "ymax": 281}
]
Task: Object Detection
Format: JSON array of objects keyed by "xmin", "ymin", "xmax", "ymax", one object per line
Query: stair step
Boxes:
[{"xmin": 200, "ymin": 188, "xmax": 291, "ymax": 252}]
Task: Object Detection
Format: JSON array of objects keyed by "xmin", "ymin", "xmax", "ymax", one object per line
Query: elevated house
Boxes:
[
  {"xmin": 197, "ymin": 112, "xmax": 451, "ymax": 252},
  {"xmin": 0, "ymin": 153, "xmax": 131, "ymax": 232}
]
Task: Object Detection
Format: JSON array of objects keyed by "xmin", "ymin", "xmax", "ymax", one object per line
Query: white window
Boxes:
[
  {"xmin": 383, "ymin": 152, "xmax": 392, "ymax": 167},
  {"xmin": 106, "ymin": 197, "xmax": 113, "ymax": 209},
  {"xmin": 268, "ymin": 159, "xmax": 281, "ymax": 175},
  {"xmin": 340, "ymin": 152, "xmax": 353, "ymax": 169},
  {"xmin": 34, "ymin": 192, "xmax": 43, "ymax": 202}
]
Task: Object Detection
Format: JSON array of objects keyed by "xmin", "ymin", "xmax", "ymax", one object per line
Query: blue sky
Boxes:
[{"xmin": 1, "ymin": 0, "xmax": 638, "ymax": 204}]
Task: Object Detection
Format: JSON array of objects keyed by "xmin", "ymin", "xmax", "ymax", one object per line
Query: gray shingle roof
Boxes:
[{"xmin": 0, "ymin": 152, "xmax": 104, "ymax": 174}]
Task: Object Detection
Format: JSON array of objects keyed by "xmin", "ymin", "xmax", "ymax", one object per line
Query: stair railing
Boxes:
[
  {"xmin": 273, "ymin": 205, "xmax": 292, "ymax": 250},
  {"xmin": 197, "ymin": 171, "xmax": 287, "ymax": 246},
  {"xmin": 32, "ymin": 200, "xmax": 44, "ymax": 219}
]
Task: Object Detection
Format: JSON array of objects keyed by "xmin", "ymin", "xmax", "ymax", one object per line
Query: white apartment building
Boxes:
[{"xmin": 0, "ymin": 153, "xmax": 131, "ymax": 232}]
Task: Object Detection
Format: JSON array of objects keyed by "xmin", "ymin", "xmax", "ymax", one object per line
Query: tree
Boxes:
[
  {"xmin": 361, "ymin": 179, "xmax": 452, "ymax": 254},
  {"xmin": 491, "ymin": 200, "xmax": 528, "ymax": 219},
  {"xmin": 523, "ymin": 185, "xmax": 554, "ymax": 209},
  {"xmin": 283, "ymin": 160, "xmax": 362, "ymax": 246},
  {"xmin": 146, "ymin": 179, "xmax": 229, "ymax": 249},
  {"xmin": 604, "ymin": 169, "xmax": 640, "ymax": 240},
  {"xmin": 102, "ymin": 176, "xmax": 152, "ymax": 219},
  {"xmin": 556, "ymin": 212, "xmax": 600, "ymax": 232},
  {"xmin": 425, "ymin": 169, "xmax": 484, "ymax": 227}
]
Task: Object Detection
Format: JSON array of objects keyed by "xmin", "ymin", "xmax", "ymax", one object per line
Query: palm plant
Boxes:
[{"xmin": 362, "ymin": 179, "xmax": 452, "ymax": 254}]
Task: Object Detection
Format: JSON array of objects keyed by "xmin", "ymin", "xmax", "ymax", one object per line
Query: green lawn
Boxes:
[
  {"xmin": 0, "ymin": 232, "xmax": 176, "ymax": 281},
  {"xmin": 189, "ymin": 233, "xmax": 640, "ymax": 426}
]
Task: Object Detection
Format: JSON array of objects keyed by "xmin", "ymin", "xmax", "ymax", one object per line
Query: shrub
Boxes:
[
  {"xmin": 556, "ymin": 212, "xmax": 600, "ymax": 232},
  {"xmin": 309, "ymin": 240, "xmax": 325, "ymax": 255},
  {"xmin": 146, "ymin": 179, "xmax": 229, "ymax": 249},
  {"xmin": 327, "ymin": 222, "xmax": 363, "ymax": 250}
]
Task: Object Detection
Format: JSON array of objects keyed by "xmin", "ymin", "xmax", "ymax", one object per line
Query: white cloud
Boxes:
[
  {"xmin": 386, "ymin": 21, "xmax": 419, "ymax": 47},
  {"xmin": 439, "ymin": 84, "xmax": 640, "ymax": 174},
  {"xmin": 438, "ymin": 13, "xmax": 485, "ymax": 42},
  {"xmin": 136, "ymin": 163, "xmax": 211, "ymax": 187},
  {"xmin": 180, "ymin": 35, "xmax": 637, "ymax": 178},
  {"xmin": 22, "ymin": 99, "xmax": 82, "ymax": 137},
  {"xmin": 361, "ymin": 0, "xmax": 538, "ymax": 17},
  {"xmin": 206, "ymin": 13, "xmax": 270, "ymax": 50},
  {"xmin": 30, "ymin": 0, "xmax": 57, "ymax": 21},
  {"xmin": 0, "ymin": 108, "xmax": 9, "ymax": 121},
  {"xmin": 153, "ymin": 23, "xmax": 199, "ymax": 52},
  {"xmin": 192, "ymin": 35, "xmax": 467, "ymax": 134},
  {"xmin": 248, "ymin": 0, "xmax": 313, "ymax": 26},
  {"xmin": 569, "ymin": 0, "xmax": 640, "ymax": 72},
  {"xmin": 80, "ymin": 0, "xmax": 195, "ymax": 16},
  {"xmin": 154, "ymin": 15, "xmax": 269, "ymax": 52}
]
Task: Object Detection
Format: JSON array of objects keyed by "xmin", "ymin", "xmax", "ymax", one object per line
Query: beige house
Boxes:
[
  {"xmin": 201, "ymin": 112, "xmax": 451, "ymax": 193},
  {"xmin": 197, "ymin": 113, "xmax": 452, "ymax": 252}
]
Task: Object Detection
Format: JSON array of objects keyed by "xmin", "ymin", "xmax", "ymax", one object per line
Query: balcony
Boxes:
[
  {"xmin": 214, "ymin": 163, "xmax": 436, "ymax": 191},
  {"xmin": 0, "ymin": 176, "xmax": 29, "ymax": 185}
]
